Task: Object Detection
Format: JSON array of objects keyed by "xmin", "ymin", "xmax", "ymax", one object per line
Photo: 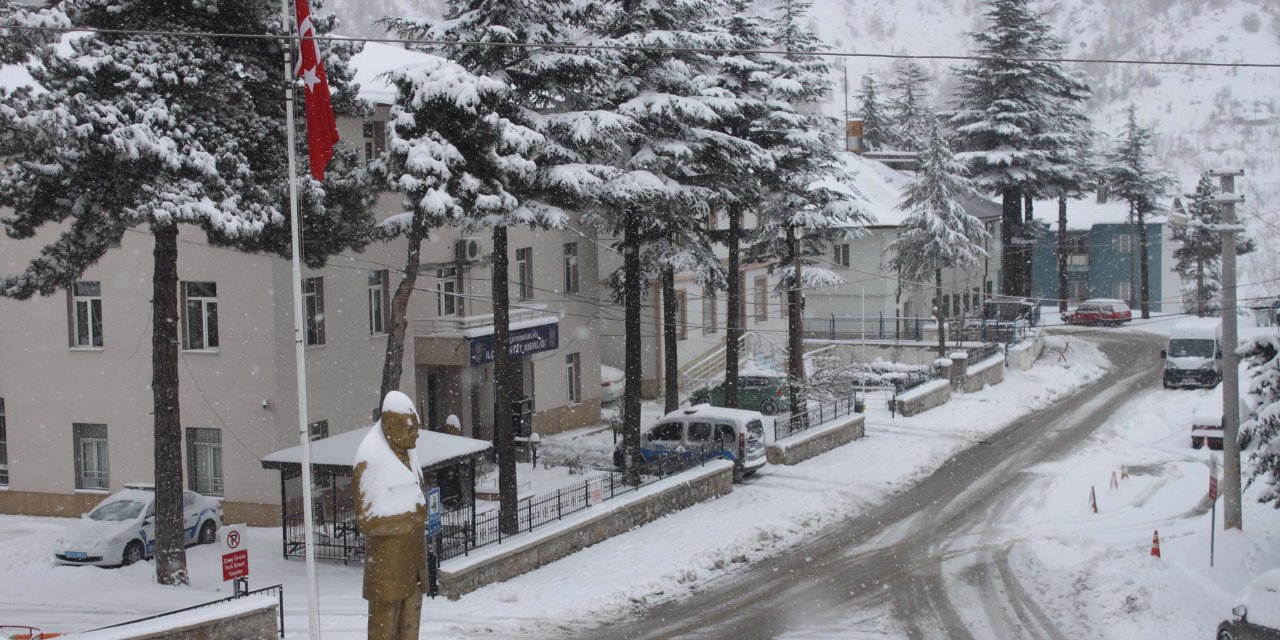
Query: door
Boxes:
[
  {"xmin": 684, "ymin": 421, "xmax": 715, "ymax": 462},
  {"xmin": 645, "ymin": 421, "xmax": 684, "ymax": 462},
  {"xmin": 426, "ymin": 370, "xmax": 441, "ymax": 431}
]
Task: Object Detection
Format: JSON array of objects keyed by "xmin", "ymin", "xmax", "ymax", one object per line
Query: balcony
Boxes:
[{"xmin": 415, "ymin": 305, "xmax": 557, "ymax": 339}]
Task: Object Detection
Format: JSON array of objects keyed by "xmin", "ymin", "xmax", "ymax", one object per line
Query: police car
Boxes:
[{"xmin": 53, "ymin": 483, "xmax": 223, "ymax": 567}]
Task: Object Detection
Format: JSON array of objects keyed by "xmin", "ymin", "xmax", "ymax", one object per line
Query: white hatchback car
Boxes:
[{"xmin": 54, "ymin": 483, "xmax": 223, "ymax": 567}]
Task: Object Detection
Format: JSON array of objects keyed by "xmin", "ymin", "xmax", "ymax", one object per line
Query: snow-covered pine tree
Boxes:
[
  {"xmin": 886, "ymin": 118, "xmax": 989, "ymax": 357},
  {"xmin": 751, "ymin": 0, "xmax": 867, "ymax": 420},
  {"xmin": 1037, "ymin": 68, "xmax": 1096, "ymax": 313},
  {"xmin": 1241, "ymin": 334, "xmax": 1280, "ymax": 508},
  {"xmin": 0, "ymin": 0, "xmax": 333, "ymax": 586},
  {"xmin": 1106, "ymin": 106, "xmax": 1172, "ymax": 319},
  {"xmin": 855, "ymin": 73, "xmax": 889, "ymax": 153},
  {"xmin": 577, "ymin": 0, "xmax": 739, "ymax": 479},
  {"xmin": 383, "ymin": 0, "xmax": 616, "ymax": 530},
  {"xmin": 950, "ymin": 0, "xmax": 1073, "ymax": 298},
  {"xmin": 887, "ymin": 59, "xmax": 932, "ymax": 151},
  {"xmin": 1174, "ymin": 174, "xmax": 1257, "ymax": 316},
  {"xmin": 372, "ymin": 58, "xmax": 546, "ymax": 437},
  {"xmin": 0, "ymin": 0, "xmax": 66, "ymax": 65},
  {"xmin": 699, "ymin": 0, "xmax": 775, "ymax": 409}
]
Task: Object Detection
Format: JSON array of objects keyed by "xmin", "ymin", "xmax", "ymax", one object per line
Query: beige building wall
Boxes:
[{"xmin": 0, "ymin": 113, "xmax": 603, "ymax": 524}]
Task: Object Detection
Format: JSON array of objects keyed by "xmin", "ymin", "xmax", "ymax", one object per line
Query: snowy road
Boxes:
[{"xmin": 586, "ymin": 332, "xmax": 1166, "ymax": 639}]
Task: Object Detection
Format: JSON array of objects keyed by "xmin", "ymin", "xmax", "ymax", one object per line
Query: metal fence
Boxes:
[
  {"xmin": 966, "ymin": 342, "xmax": 1002, "ymax": 364},
  {"xmin": 83, "ymin": 584, "xmax": 284, "ymax": 638},
  {"xmin": 774, "ymin": 395, "xmax": 861, "ymax": 441},
  {"xmin": 281, "ymin": 473, "xmax": 364, "ymax": 564},
  {"xmin": 803, "ymin": 315, "xmax": 925, "ymax": 342},
  {"xmin": 438, "ymin": 445, "xmax": 726, "ymax": 562}
]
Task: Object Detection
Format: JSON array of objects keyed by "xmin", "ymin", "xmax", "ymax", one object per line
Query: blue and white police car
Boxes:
[{"xmin": 53, "ymin": 483, "xmax": 223, "ymax": 567}]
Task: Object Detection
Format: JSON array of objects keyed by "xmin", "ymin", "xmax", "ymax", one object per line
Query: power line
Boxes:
[{"xmin": 3, "ymin": 22, "xmax": 1280, "ymax": 69}]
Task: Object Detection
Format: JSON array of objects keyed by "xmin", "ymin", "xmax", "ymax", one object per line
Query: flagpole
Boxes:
[{"xmin": 281, "ymin": 0, "xmax": 322, "ymax": 637}]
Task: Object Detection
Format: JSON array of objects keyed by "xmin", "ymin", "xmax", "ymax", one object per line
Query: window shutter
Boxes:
[
  {"xmin": 382, "ymin": 271, "xmax": 391, "ymax": 331},
  {"xmin": 65, "ymin": 288, "xmax": 74, "ymax": 347},
  {"xmin": 178, "ymin": 281, "xmax": 188, "ymax": 350}
]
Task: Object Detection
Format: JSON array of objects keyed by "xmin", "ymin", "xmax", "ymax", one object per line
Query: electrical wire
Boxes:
[{"xmin": 3, "ymin": 22, "xmax": 1280, "ymax": 69}]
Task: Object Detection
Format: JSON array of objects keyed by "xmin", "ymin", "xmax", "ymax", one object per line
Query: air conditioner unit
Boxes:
[{"xmin": 455, "ymin": 238, "xmax": 482, "ymax": 262}]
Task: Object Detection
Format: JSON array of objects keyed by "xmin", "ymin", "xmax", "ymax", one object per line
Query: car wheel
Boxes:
[
  {"xmin": 760, "ymin": 399, "xmax": 778, "ymax": 416},
  {"xmin": 198, "ymin": 520, "xmax": 217, "ymax": 545},
  {"xmin": 694, "ymin": 395, "xmax": 710, "ymax": 405},
  {"xmin": 1218, "ymin": 630, "xmax": 1235, "ymax": 640},
  {"xmin": 1193, "ymin": 438, "xmax": 1203, "ymax": 449},
  {"xmin": 122, "ymin": 541, "xmax": 145, "ymax": 566}
]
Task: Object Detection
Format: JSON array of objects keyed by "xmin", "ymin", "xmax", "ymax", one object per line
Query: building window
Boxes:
[
  {"xmin": 1114, "ymin": 234, "xmax": 1134, "ymax": 254},
  {"xmin": 0, "ymin": 398, "xmax": 7, "ymax": 486},
  {"xmin": 678, "ymin": 290, "xmax": 688, "ymax": 340},
  {"xmin": 833, "ymin": 243, "xmax": 850, "ymax": 268},
  {"xmin": 182, "ymin": 281, "xmax": 219, "ymax": 351},
  {"xmin": 1113, "ymin": 281, "xmax": 1132, "ymax": 302},
  {"xmin": 308, "ymin": 419, "xmax": 329, "ymax": 441},
  {"xmin": 437, "ymin": 267, "xmax": 460, "ymax": 317},
  {"xmin": 362, "ymin": 120, "xmax": 386, "ymax": 165},
  {"xmin": 562, "ymin": 243, "xmax": 579, "ymax": 295},
  {"xmin": 302, "ymin": 277, "xmax": 325, "ymax": 345},
  {"xmin": 1068, "ymin": 281, "xmax": 1089, "ymax": 301},
  {"xmin": 368, "ymin": 270, "xmax": 389, "ymax": 335},
  {"xmin": 70, "ymin": 281, "xmax": 104, "ymax": 348},
  {"xmin": 515, "ymin": 247, "xmax": 533, "ymax": 300},
  {"xmin": 186, "ymin": 428, "xmax": 223, "ymax": 496},
  {"xmin": 755, "ymin": 277, "xmax": 769, "ymax": 322},
  {"xmin": 565, "ymin": 353, "xmax": 581, "ymax": 404},
  {"xmin": 703, "ymin": 288, "xmax": 717, "ymax": 335},
  {"xmin": 73, "ymin": 423, "xmax": 109, "ymax": 491},
  {"xmin": 942, "ymin": 295, "xmax": 951, "ymax": 318}
]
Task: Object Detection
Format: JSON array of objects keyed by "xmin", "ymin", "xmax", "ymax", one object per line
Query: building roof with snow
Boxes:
[
  {"xmin": 262, "ymin": 425, "xmax": 491, "ymax": 476},
  {"xmin": 348, "ymin": 41, "xmax": 448, "ymax": 105},
  {"xmin": 1030, "ymin": 196, "xmax": 1169, "ymax": 231},
  {"xmin": 839, "ymin": 153, "xmax": 1001, "ymax": 228}
]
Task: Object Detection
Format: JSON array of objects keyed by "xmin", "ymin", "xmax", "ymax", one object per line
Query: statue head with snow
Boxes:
[{"xmin": 354, "ymin": 390, "xmax": 428, "ymax": 640}]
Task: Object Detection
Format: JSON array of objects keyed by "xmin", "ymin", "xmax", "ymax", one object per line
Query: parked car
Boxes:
[
  {"xmin": 53, "ymin": 483, "xmax": 223, "ymax": 567},
  {"xmin": 690, "ymin": 375, "xmax": 790, "ymax": 415},
  {"xmin": 1191, "ymin": 389, "xmax": 1224, "ymax": 450},
  {"xmin": 1217, "ymin": 568, "xmax": 1280, "ymax": 639},
  {"xmin": 613, "ymin": 405, "xmax": 767, "ymax": 478},
  {"xmin": 1064, "ymin": 299, "xmax": 1133, "ymax": 326},
  {"xmin": 600, "ymin": 364, "xmax": 624, "ymax": 404}
]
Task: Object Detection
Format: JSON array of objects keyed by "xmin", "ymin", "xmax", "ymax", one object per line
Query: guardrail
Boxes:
[
  {"xmin": 803, "ymin": 315, "xmax": 924, "ymax": 342},
  {"xmin": 82, "ymin": 584, "xmax": 284, "ymax": 638},
  {"xmin": 438, "ymin": 445, "xmax": 726, "ymax": 562}
]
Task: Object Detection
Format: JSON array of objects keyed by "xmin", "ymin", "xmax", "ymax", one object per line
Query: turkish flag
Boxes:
[{"xmin": 293, "ymin": 0, "xmax": 339, "ymax": 180}]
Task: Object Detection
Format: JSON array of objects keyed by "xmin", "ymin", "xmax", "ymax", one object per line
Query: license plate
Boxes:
[{"xmin": 65, "ymin": 551, "xmax": 87, "ymax": 559}]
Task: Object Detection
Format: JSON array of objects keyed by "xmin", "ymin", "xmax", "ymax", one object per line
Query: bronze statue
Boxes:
[{"xmin": 354, "ymin": 391, "xmax": 428, "ymax": 640}]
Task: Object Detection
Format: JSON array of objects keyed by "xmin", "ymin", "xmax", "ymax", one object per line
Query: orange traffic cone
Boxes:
[
  {"xmin": 1090, "ymin": 486, "xmax": 1098, "ymax": 513},
  {"xmin": 1151, "ymin": 530, "xmax": 1161, "ymax": 558},
  {"xmin": 1110, "ymin": 471, "xmax": 1119, "ymax": 490}
]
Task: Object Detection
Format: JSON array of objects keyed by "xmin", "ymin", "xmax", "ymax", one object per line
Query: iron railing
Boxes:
[
  {"xmin": 966, "ymin": 342, "xmax": 1002, "ymax": 364},
  {"xmin": 774, "ymin": 395, "xmax": 860, "ymax": 441},
  {"xmin": 803, "ymin": 315, "xmax": 925, "ymax": 342},
  {"xmin": 83, "ymin": 584, "xmax": 284, "ymax": 638},
  {"xmin": 438, "ymin": 445, "xmax": 725, "ymax": 562}
]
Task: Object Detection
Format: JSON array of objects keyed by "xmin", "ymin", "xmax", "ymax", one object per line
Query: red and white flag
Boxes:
[{"xmin": 293, "ymin": 0, "xmax": 339, "ymax": 180}]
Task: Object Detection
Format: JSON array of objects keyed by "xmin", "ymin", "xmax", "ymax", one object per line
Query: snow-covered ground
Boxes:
[{"xmin": 2, "ymin": 327, "xmax": 1276, "ymax": 638}]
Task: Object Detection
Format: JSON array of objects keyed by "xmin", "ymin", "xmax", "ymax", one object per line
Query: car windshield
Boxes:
[
  {"xmin": 1169, "ymin": 339, "xmax": 1215, "ymax": 358},
  {"xmin": 88, "ymin": 499, "xmax": 147, "ymax": 522}
]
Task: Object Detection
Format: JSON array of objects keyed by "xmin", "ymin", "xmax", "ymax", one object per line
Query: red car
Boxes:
[{"xmin": 1065, "ymin": 299, "xmax": 1133, "ymax": 326}]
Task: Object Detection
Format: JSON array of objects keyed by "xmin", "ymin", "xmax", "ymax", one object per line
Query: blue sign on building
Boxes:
[
  {"xmin": 468, "ymin": 322, "xmax": 559, "ymax": 365},
  {"xmin": 426, "ymin": 486, "xmax": 442, "ymax": 537}
]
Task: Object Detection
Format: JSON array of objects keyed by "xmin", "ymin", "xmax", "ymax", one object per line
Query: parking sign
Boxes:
[
  {"xmin": 427, "ymin": 487, "xmax": 442, "ymax": 537},
  {"xmin": 220, "ymin": 524, "xmax": 248, "ymax": 582}
]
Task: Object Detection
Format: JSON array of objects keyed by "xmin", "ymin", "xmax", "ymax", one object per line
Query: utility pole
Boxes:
[{"xmin": 1210, "ymin": 168, "xmax": 1245, "ymax": 531}]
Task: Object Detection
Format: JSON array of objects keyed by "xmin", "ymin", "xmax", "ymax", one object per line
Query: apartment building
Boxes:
[{"xmin": 0, "ymin": 43, "xmax": 603, "ymax": 525}]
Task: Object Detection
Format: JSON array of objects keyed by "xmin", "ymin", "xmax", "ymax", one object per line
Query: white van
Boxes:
[
  {"xmin": 613, "ymin": 405, "xmax": 767, "ymax": 478},
  {"xmin": 1162, "ymin": 318, "xmax": 1223, "ymax": 389}
]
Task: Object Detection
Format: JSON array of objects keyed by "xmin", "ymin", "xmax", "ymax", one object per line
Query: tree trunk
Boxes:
[
  {"xmin": 151, "ymin": 221, "xmax": 188, "ymax": 586},
  {"xmin": 724, "ymin": 204, "xmax": 742, "ymax": 408},
  {"xmin": 623, "ymin": 211, "xmax": 643, "ymax": 484},
  {"xmin": 492, "ymin": 225, "xmax": 519, "ymax": 535},
  {"xmin": 935, "ymin": 269, "xmax": 946, "ymax": 358},
  {"xmin": 1138, "ymin": 209, "xmax": 1150, "ymax": 319},
  {"xmin": 1196, "ymin": 258, "xmax": 1206, "ymax": 317},
  {"xmin": 379, "ymin": 222, "xmax": 426, "ymax": 409},
  {"xmin": 662, "ymin": 267, "xmax": 679, "ymax": 414},
  {"xmin": 1057, "ymin": 195, "xmax": 1069, "ymax": 313},
  {"xmin": 1128, "ymin": 205, "xmax": 1137, "ymax": 310},
  {"xmin": 1000, "ymin": 187, "xmax": 1021, "ymax": 296},
  {"xmin": 786, "ymin": 225, "xmax": 806, "ymax": 428},
  {"xmin": 1023, "ymin": 193, "xmax": 1035, "ymax": 298}
]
